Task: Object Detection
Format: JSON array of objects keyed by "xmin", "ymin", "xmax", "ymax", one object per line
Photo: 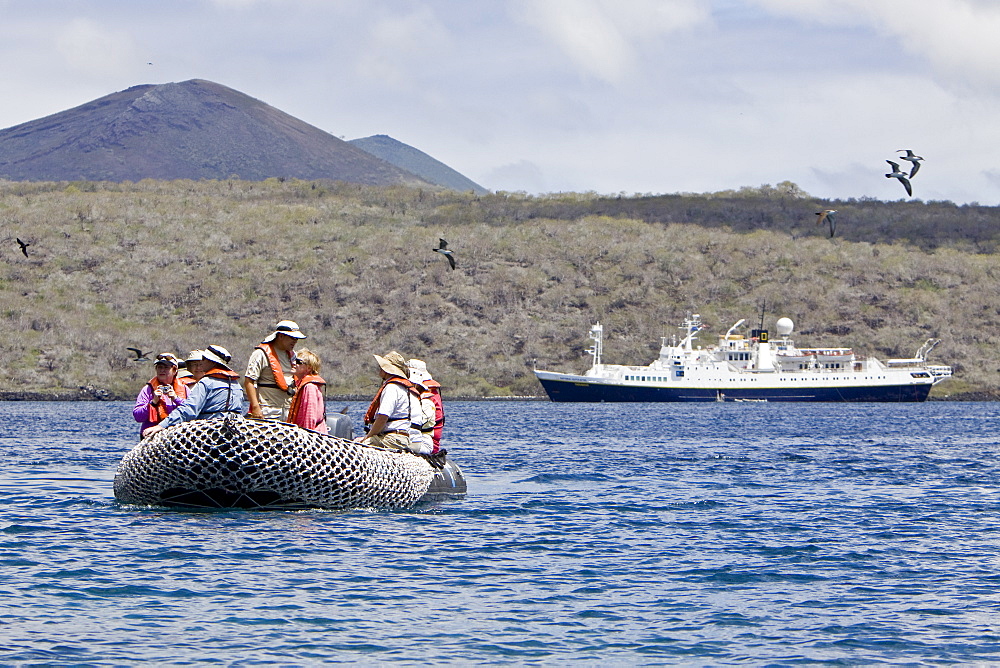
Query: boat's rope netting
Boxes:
[{"xmin": 113, "ymin": 414, "xmax": 435, "ymax": 509}]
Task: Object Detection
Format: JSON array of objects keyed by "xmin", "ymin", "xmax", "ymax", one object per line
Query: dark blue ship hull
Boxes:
[{"xmin": 536, "ymin": 377, "xmax": 932, "ymax": 403}]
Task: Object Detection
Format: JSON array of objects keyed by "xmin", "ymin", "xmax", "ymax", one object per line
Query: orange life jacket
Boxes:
[
  {"xmin": 364, "ymin": 376, "xmax": 420, "ymax": 427},
  {"xmin": 255, "ymin": 342, "xmax": 292, "ymax": 391},
  {"xmin": 287, "ymin": 374, "xmax": 326, "ymax": 427},
  {"xmin": 146, "ymin": 376, "xmax": 189, "ymax": 423},
  {"xmin": 204, "ymin": 368, "xmax": 241, "ymax": 381}
]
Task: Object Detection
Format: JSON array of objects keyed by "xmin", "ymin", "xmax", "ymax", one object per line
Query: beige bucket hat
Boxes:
[{"xmin": 373, "ymin": 351, "xmax": 409, "ymax": 378}]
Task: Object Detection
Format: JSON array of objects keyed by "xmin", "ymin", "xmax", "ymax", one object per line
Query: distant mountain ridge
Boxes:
[
  {"xmin": 349, "ymin": 134, "xmax": 488, "ymax": 194},
  {"xmin": 0, "ymin": 79, "xmax": 471, "ymax": 187}
]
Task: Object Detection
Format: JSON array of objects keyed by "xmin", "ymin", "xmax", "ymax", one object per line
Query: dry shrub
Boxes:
[{"xmin": 0, "ymin": 179, "xmax": 994, "ymax": 398}]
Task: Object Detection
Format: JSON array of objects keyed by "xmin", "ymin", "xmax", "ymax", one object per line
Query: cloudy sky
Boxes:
[{"xmin": 1, "ymin": 0, "xmax": 998, "ymax": 204}]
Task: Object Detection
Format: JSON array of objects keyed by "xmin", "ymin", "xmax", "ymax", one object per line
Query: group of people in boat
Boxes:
[{"xmin": 132, "ymin": 320, "xmax": 445, "ymax": 455}]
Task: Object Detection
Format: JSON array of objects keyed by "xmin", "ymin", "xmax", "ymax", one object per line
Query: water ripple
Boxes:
[{"xmin": 3, "ymin": 401, "xmax": 1000, "ymax": 664}]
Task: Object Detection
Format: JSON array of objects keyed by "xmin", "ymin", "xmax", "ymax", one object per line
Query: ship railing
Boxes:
[
  {"xmin": 799, "ymin": 348, "xmax": 854, "ymax": 356},
  {"xmin": 773, "ymin": 366, "xmax": 858, "ymax": 375},
  {"xmin": 926, "ymin": 365, "xmax": 953, "ymax": 378},
  {"xmin": 886, "ymin": 358, "xmax": 929, "ymax": 368}
]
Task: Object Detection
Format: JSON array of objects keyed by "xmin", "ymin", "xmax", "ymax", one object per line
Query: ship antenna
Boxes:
[{"xmin": 758, "ymin": 299, "xmax": 767, "ymax": 331}]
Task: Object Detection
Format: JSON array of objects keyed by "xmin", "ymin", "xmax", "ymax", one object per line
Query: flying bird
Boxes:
[
  {"xmin": 126, "ymin": 348, "xmax": 152, "ymax": 361},
  {"xmin": 432, "ymin": 238, "xmax": 456, "ymax": 270},
  {"xmin": 16, "ymin": 238, "xmax": 29, "ymax": 257},
  {"xmin": 885, "ymin": 160, "xmax": 913, "ymax": 197},
  {"xmin": 815, "ymin": 210, "xmax": 837, "ymax": 237},
  {"xmin": 897, "ymin": 149, "xmax": 924, "ymax": 178}
]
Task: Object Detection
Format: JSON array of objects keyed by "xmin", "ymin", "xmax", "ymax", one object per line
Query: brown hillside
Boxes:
[
  {"xmin": 0, "ymin": 180, "xmax": 989, "ymax": 401},
  {"xmin": 0, "ymin": 79, "xmax": 431, "ymax": 185}
]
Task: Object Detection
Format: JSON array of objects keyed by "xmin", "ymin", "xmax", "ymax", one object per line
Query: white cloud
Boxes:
[
  {"xmin": 1, "ymin": 1, "xmax": 999, "ymax": 204},
  {"xmin": 511, "ymin": 0, "xmax": 710, "ymax": 84},
  {"xmin": 752, "ymin": 0, "xmax": 1000, "ymax": 93},
  {"xmin": 356, "ymin": 7, "xmax": 451, "ymax": 89},
  {"xmin": 55, "ymin": 18, "xmax": 141, "ymax": 78}
]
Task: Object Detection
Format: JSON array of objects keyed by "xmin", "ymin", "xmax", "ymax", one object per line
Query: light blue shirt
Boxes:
[{"xmin": 159, "ymin": 376, "xmax": 248, "ymax": 428}]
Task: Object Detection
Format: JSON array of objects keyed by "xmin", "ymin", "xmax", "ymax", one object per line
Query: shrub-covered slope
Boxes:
[{"xmin": 0, "ymin": 179, "xmax": 994, "ymax": 399}]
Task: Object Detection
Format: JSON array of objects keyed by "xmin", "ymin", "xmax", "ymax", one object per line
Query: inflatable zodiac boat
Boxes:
[{"xmin": 113, "ymin": 414, "xmax": 467, "ymax": 510}]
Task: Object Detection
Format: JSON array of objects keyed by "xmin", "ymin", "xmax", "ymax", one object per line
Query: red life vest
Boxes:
[
  {"xmin": 429, "ymin": 387, "xmax": 445, "ymax": 453},
  {"xmin": 287, "ymin": 374, "xmax": 326, "ymax": 428}
]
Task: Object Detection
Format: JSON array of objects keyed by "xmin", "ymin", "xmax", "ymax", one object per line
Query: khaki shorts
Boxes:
[{"xmin": 361, "ymin": 432, "xmax": 411, "ymax": 451}]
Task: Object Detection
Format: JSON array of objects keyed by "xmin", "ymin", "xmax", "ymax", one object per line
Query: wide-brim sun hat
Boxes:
[
  {"xmin": 374, "ymin": 351, "xmax": 409, "ymax": 378},
  {"xmin": 407, "ymin": 358, "xmax": 434, "ymax": 387},
  {"xmin": 180, "ymin": 350, "xmax": 205, "ymax": 369},
  {"xmin": 202, "ymin": 344, "xmax": 234, "ymax": 371},
  {"xmin": 262, "ymin": 320, "xmax": 307, "ymax": 343}
]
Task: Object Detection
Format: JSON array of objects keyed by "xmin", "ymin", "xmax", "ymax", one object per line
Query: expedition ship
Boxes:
[{"xmin": 533, "ymin": 315, "xmax": 952, "ymax": 402}]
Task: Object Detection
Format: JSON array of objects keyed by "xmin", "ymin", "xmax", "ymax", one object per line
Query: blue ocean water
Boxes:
[{"xmin": 2, "ymin": 400, "xmax": 1000, "ymax": 665}]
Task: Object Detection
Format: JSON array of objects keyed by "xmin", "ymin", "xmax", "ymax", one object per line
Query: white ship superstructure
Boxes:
[{"xmin": 534, "ymin": 315, "xmax": 952, "ymax": 402}]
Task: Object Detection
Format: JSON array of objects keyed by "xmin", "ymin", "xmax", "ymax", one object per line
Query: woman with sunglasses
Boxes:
[
  {"xmin": 287, "ymin": 349, "xmax": 328, "ymax": 434},
  {"xmin": 132, "ymin": 353, "xmax": 188, "ymax": 437}
]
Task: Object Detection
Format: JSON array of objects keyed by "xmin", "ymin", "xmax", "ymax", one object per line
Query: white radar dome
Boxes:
[{"xmin": 775, "ymin": 317, "xmax": 794, "ymax": 336}]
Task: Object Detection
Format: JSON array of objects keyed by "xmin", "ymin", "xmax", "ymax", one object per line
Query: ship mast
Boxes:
[
  {"xmin": 679, "ymin": 314, "xmax": 702, "ymax": 350},
  {"xmin": 587, "ymin": 323, "xmax": 604, "ymax": 368}
]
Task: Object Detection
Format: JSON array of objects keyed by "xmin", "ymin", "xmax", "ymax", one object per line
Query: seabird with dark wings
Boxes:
[
  {"xmin": 885, "ymin": 160, "xmax": 913, "ymax": 197},
  {"xmin": 897, "ymin": 149, "xmax": 924, "ymax": 178},
  {"xmin": 433, "ymin": 238, "xmax": 456, "ymax": 270},
  {"xmin": 16, "ymin": 238, "xmax": 30, "ymax": 257},
  {"xmin": 127, "ymin": 348, "xmax": 152, "ymax": 361},
  {"xmin": 815, "ymin": 209, "xmax": 837, "ymax": 237}
]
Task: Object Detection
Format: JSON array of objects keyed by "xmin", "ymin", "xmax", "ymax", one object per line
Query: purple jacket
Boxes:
[{"xmin": 133, "ymin": 383, "xmax": 185, "ymax": 434}]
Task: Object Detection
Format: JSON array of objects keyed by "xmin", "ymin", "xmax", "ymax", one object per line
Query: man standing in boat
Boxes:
[{"xmin": 243, "ymin": 320, "xmax": 306, "ymax": 421}]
